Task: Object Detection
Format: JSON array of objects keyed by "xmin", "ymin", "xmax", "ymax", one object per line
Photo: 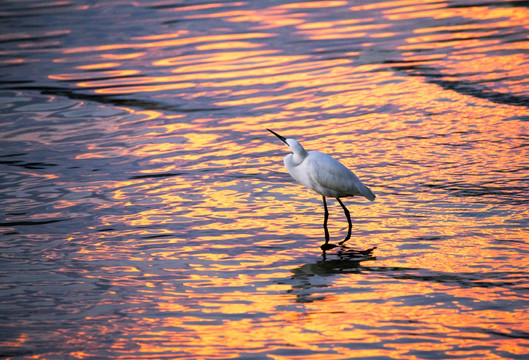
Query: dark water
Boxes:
[{"xmin": 1, "ymin": 0, "xmax": 529, "ymax": 359}]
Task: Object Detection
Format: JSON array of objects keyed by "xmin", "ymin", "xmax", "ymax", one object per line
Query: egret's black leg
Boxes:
[
  {"xmin": 336, "ymin": 198, "xmax": 352, "ymax": 245},
  {"xmin": 322, "ymin": 195, "xmax": 330, "ymax": 244},
  {"xmin": 320, "ymin": 196, "xmax": 338, "ymax": 251}
]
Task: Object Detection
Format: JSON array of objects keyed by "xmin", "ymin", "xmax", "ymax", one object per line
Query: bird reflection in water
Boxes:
[
  {"xmin": 286, "ymin": 247, "xmax": 377, "ymax": 303},
  {"xmin": 267, "ymin": 129, "xmax": 375, "ymax": 250}
]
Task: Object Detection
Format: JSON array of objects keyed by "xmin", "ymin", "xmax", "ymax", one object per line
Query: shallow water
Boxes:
[{"xmin": 1, "ymin": 0, "xmax": 529, "ymax": 359}]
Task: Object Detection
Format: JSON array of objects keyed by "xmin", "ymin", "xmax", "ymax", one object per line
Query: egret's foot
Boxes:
[{"xmin": 320, "ymin": 243, "xmax": 338, "ymax": 251}]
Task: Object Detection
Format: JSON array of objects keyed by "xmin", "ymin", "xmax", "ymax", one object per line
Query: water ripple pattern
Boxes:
[{"xmin": 1, "ymin": 0, "xmax": 528, "ymax": 359}]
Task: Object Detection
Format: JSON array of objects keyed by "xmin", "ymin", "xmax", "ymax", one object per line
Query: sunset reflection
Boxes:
[{"xmin": 1, "ymin": 0, "xmax": 529, "ymax": 359}]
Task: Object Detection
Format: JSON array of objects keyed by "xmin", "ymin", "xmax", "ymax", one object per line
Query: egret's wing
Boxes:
[{"xmin": 306, "ymin": 151, "xmax": 375, "ymax": 201}]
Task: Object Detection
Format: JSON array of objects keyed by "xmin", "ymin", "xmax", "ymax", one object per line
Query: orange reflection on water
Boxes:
[
  {"xmin": 49, "ymin": 69, "xmax": 139, "ymax": 82},
  {"xmin": 169, "ymin": 2, "xmax": 245, "ymax": 13},
  {"xmin": 100, "ymin": 52, "xmax": 146, "ymax": 60},
  {"xmin": 21, "ymin": 1, "xmax": 529, "ymax": 359},
  {"xmin": 76, "ymin": 62, "xmax": 121, "ymax": 70},
  {"xmin": 153, "ymin": 50, "xmax": 277, "ymax": 68},
  {"xmin": 62, "ymin": 32, "xmax": 275, "ymax": 54},
  {"xmin": 277, "ymin": 1, "xmax": 348, "ymax": 9},
  {"xmin": 349, "ymin": 0, "xmax": 441, "ymax": 11},
  {"xmin": 297, "ymin": 22, "xmax": 391, "ymax": 40},
  {"xmin": 111, "ymin": 279, "xmax": 529, "ymax": 359},
  {"xmin": 195, "ymin": 41, "xmax": 264, "ymax": 50},
  {"xmin": 93, "ymin": 82, "xmax": 197, "ymax": 95}
]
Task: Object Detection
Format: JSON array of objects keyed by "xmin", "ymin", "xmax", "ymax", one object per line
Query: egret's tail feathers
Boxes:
[
  {"xmin": 357, "ymin": 183, "xmax": 376, "ymax": 201},
  {"xmin": 364, "ymin": 187, "xmax": 376, "ymax": 201}
]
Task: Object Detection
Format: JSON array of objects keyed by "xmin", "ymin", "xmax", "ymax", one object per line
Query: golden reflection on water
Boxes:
[{"xmin": 2, "ymin": 0, "xmax": 529, "ymax": 359}]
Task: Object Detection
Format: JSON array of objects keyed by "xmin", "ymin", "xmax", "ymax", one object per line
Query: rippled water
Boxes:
[{"xmin": 1, "ymin": 0, "xmax": 529, "ymax": 359}]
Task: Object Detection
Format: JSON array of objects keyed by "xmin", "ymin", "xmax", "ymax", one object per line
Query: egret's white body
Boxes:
[
  {"xmin": 283, "ymin": 139, "xmax": 375, "ymax": 200},
  {"xmin": 267, "ymin": 129, "xmax": 375, "ymax": 249}
]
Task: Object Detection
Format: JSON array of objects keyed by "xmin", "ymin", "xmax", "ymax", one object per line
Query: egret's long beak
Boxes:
[{"xmin": 266, "ymin": 128, "xmax": 288, "ymax": 145}]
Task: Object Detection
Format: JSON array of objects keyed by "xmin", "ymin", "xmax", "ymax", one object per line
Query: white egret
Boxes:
[{"xmin": 267, "ymin": 128, "xmax": 375, "ymax": 250}]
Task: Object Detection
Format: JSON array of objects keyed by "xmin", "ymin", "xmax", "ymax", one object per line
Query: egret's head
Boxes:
[
  {"xmin": 266, "ymin": 129, "xmax": 307, "ymax": 157},
  {"xmin": 285, "ymin": 138, "xmax": 305, "ymax": 154}
]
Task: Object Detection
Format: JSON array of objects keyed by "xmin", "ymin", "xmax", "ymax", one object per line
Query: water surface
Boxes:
[{"xmin": 1, "ymin": 0, "xmax": 529, "ymax": 359}]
